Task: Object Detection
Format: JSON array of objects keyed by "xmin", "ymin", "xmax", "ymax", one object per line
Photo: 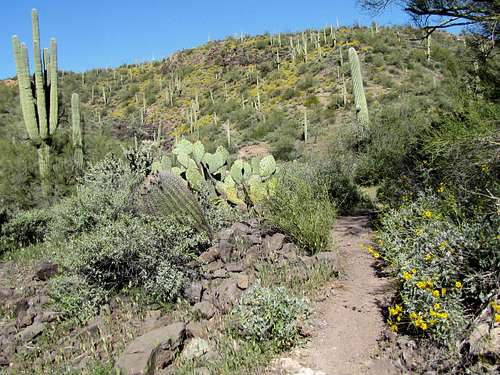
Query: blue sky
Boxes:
[{"xmin": 0, "ymin": 0, "xmax": 408, "ymax": 78}]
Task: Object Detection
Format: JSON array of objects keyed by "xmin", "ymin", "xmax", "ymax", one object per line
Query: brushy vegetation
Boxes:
[{"xmin": 262, "ymin": 163, "xmax": 336, "ymax": 254}]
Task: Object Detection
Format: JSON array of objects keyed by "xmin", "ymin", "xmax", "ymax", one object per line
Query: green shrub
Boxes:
[
  {"xmin": 377, "ymin": 193, "xmax": 499, "ymax": 344},
  {"xmin": 60, "ymin": 215, "xmax": 209, "ymax": 303},
  {"xmin": 48, "ymin": 275, "xmax": 108, "ymax": 323},
  {"xmin": 314, "ymin": 159, "xmax": 364, "ymax": 213},
  {"xmin": 230, "ymin": 283, "xmax": 310, "ymax": 349},
  {"xmin": 1, "ymin": 208, "xmax": 52, "ymax": 249},
  {"xmin": 48, "ymin": 155, "xmax": 140, "ymax": 241},
  {"xmin": 263, "ymin": 163, "xmax": 336, "ymax": 254}
]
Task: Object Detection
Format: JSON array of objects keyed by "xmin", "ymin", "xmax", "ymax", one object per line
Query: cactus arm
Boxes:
[
  {"xmin": 12, "ymin": 36, "xmax": 41, "ymax": 145},
  {"xmin": 43, "ymin": 48, "xmax": 50, "ymax": 86},
  {"xmin": 49, "ymin": 38, "xmax": 58, "ymax": 134},
  {"xmin": 32, "ymin": 9, "xmax": 49, "ymax": 140}
]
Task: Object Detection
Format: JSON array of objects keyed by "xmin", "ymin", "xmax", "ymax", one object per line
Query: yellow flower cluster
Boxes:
[
  {"xmin": 402, "ymin": 268, "xmax": 416, "ymax": 281},
  {"xmin": 423, "ymin": 210, "xmax": 433, "ymax": 219},
  {"xmin": 415, "ymin": 228, "xmax": 424, "ymax": 236},
  {"xmin": 366, "ymin": 245, "xmax": 381, "ymax": 259},
  {"xmin": 437, "ymin": 183, "xmax": 445, "ymax": 193},
  {"xmin": 387, "ymin": 304, "xmax": 403, "ymax": 333},
  {"xmin": 409, "ymin": 311, "xmax": 428, "ymax": 330},
  {"xmin": 416, "ymin": 280, "xmax": 433, "ymax": 289},
  {"xmin": 455, "ymin": 281, "xmax": 463, "ymax": 289},
  {"xmin": 424, "ymin": 253, "xmax": 433, "ymax": 262},
  {"xmin": 491, "ymin": 301, "xmax": 500, "ymax": 323}
]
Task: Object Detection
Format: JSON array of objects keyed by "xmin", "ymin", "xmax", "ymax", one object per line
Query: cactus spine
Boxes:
[
  {"xmin": 12, "ymin": 9, "xmax": 58, "ymax": 194},
  {"xmin": 348, "ymin": 47, "xmax": 369, "ymax": 129},
  {"xmin": 71, "ymin": 93, "xmax": 84, "ymax": 170}
]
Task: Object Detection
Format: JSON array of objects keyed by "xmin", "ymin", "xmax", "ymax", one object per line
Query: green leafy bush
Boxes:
[
  {"xmin": 48, "ymin": 155, "xmax": 140, "ymax": 241},
  {"xmin": 61, "ymin": 215, "xmax": 209, "ymax": 301},
  {"xmin": 230, "ymin": 283, "xmax": 310, "ymax": 349},
  {"xmin": 377, "ymin": 193, "xmax": 499, "ymax": 344},
  {"xmin": 1, "ymin": 208, "xmax": 52, "ymax": 250},
  {"xmin": 263, "ymin": 163, "xmax": 336, "ymax": 254},
  {"xmin": 48, "ymin": 275, "xmax": 108, "ymax": 323}
]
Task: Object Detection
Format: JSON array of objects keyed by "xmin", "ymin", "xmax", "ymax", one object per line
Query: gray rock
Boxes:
[
  {"xmin": 245, "ymin": 218, "xmax": 260, "ymax": 228},
  {"xmin": 181, "ymin": 337, "xmax": 210, "ymax": 361},
  {"xmin": 214, "ymin": 278, "xmax": 242, "ymax": 313},
  {"xmin": 218, "ymin": 228, "xmax": 233, "ymax": 241},
  {"xmin": 199, "ymin": 246, "xmax": 219, "ymax": 264},
  {"xmin": 204, "ymin": 260, "xmax": 224, "ymax": 273},
  {"xmin": 186, "ymin": 321, "xmax": 206, "ymax": 338},
  {"xmin": 115, "ymin": 322, "xmax": 185, "ymax": 375},
  {"xmin": 468, "ymin": 306, "xmax": 500, "ymax": 359},
  {"xmin": 247, "ymin": 233, "xmax": 262, "ymax": 245},
  {"xmin": 183, "ymin": 282, "xmax": 203, "ymax": 304},
  {"xmin": 212, "ymin": 269, "xmax": 228, "ymax": 279},
  {"xmin": 230, "ymin": 222, "xmax": 252, "ymax": 235},
  {"xmin": 193, "ymin": 301, "xmax": 216, "ymax": 320},
  {"xmin": 35, "ymin": 261, "xmax": 58, "ymax": 281},
  {"xmin": 218, "ymin": 239, "xmax": 233, "ymax": 262},
  {"xmin": 17, "ymin": 321, "xmax": 45, "ymax": 343},
  {"xmin": 16, "ymin": 307, "xmax": 36, "ymax": 329},
  {"xmin": 226, "ymin": 262, "xmax": 243, "ymax": 273},
  {"xmin": 237, "ymin": 274, "xmax": 250, "ymax": 290},
  {"xmin": 263, "ymin": 233, "xmax": 285, "ymax": 253}
]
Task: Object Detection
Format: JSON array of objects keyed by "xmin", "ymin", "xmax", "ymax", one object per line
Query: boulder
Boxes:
[
  {"xmin": 237, "ymin": 274, "xmax": 250, "ymax": 290},
  {"xmin": 181, "ymin": 337, "xmax": 210, "ymax": 361},
  {"xmin": 214, "ymin": 278, "xmax": 242, "ymax": 313},
  {"xmin": 186, "ymin": 321, "xmax": 207, "ymax": 338},
  {"xmin": 17, "ymin": 321, "xmax": 45, "ymax": 343},
  {"xmin": 34, "ymin": 261, "xmax": 58, "ymax": 281},
  {"xmin": 199, "ymin": 246, "xmax": 219, "ymax": 264},
  {"xmin": 226, "ymin": 262, "xmax": 243, "ymax": 273},
  {"xmin": 218, "ymin": 240, "xmax": 233, "ymax": 262},
  {"xmin": 193, "ymin": 301, "xmax": 216, "ymax": 320},
  {"xmin": 262, "ymin": 233, "xmax": 285, "ymax": 253},
  {"xmin": 230, "ymin": 222, "xmax": 252, "ymax": 235},
  {"xmin": 115, "ymin": 322, "xmax": 186, "ymax": 375},
  {"xmin": 183, "ymin": 281, "xmax": 204, "ymax": 304}
]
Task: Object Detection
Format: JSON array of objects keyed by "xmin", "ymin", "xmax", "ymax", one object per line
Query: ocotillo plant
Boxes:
[
  {"xmin": 348, "ymin": 47, "xmax": 369, "ymax": 130},
  {"xmin": 12, "ymin": 9, "xmax": 58, "ymax": 194},
  {"xmin": 71, "ymin": 93, "xmax": 84, "ymax": 170}
]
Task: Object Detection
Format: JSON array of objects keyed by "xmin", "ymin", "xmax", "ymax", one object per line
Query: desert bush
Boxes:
[
  {"xmin": 314, "ymin": 159, "xmax": 364, "ymax": 213},
  {"xmin": 48, "ymin": 155, "xmax": 140, "ymax": 241},
  {"xmin": 61, "ymin": 215, "xmax": 209, "ymax": 301},
  {"xmin": 377, "ymin": 192, "xmax": 499, "ymax": 344},
  {"xmin": 49, "ymin": 275, "xmax": 108, "ymax": 323},
  {"xmin": 230, "ymin": 283, "xmax": 310, "ymax": 349},
  {"xmin": 1, "ymin": 208, "xmax": 52, "ymax": 249},
  {"xmin": 263, "ymin": 163, "xmax": 336, "ymax": 254}
]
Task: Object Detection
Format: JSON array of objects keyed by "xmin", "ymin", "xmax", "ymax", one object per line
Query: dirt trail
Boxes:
[{"xmin": 271, "ymin": 213, "xmax": 400, "ymax": 375}]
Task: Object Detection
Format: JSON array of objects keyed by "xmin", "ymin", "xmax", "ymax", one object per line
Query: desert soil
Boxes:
[{"xmin": 270, "ymin": 213, "xmax": 400, "ymax": 375}]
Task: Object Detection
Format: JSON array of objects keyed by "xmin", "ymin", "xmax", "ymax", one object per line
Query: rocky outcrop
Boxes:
[{"xmin": 115, "ymin": 322, "xmax": 186, "ymax": 375}]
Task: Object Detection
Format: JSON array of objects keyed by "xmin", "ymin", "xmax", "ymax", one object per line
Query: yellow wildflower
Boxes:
[
  {"xmin": 439, "ymin": 241, "xmax": 448, "ymax": 250},
  {"xmin": 496, "ymin": 314, "xmax": 500, "ymax": 323},
  {"xmin": 455, "ymin": 281, "xmax": 463, "ymax": 289},
  {"xmin": 432, "ymin": 290, "xmax": 440, "ymax": 298},
  {"xmin": 439, "ymin": 312, "xmax": 449, "ymax": 319},
  {"xmin": 441, "ymin": 288, "xmax": 447, "ymax": 296},
  {"xmin": 410, "ymin": 312, "xmax": 418, "ymax": 321},
  {"xmin": 434, "ymin": 303, "xmax": 442, "ymax": 310},
  {"xmin": 403, "ymin": 272, "xmax": 412, "ymax": 281},
  {"xmin": 424, "ymin": 253, "xmax": 433, "ymax": 262},
  {"xmin": 423, "ymin": 210, "xmax": 433, "ymax": 219},
  {"xmin": 491, "ymin": 301, "xmax": 500, "ymax": 313},
  {"xmin": 480, "ymin": 164, "xmax": 489, "ymax": 173},
  {"xmin": 390, "ymin": 323, "xmax": 398, "ymax": 333},
  {"xmin": 420, "ymin": 322, "xmax": 428, "ymax": 330},
  {"xmin": 415, "ymin": 228, "xmax": 424, "ymax": 236},
  {"xmin": 416, "ymin": 281, "xmax": 427, "ymax": 289},
  {"xmin": 437, "ymin": 183, "xmax": 445, "ymax": 193},
  {"xmin": 411, "ymin": 268, "xmax": 417, "ymax": 274}
]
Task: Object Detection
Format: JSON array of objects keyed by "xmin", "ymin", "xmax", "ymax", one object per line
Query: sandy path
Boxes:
[{"xmin": 271, "ymin": 213, "xmax": 400, "ymax": 375}]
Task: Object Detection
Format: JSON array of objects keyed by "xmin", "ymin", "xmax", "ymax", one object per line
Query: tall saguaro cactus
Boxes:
[
  {"xmin": 71, "ymin": 93, "xmax": 84, "ymax": 170},
  {"xmin": 348, "ymin": 47, "xmax": 369, "ymax": 130},
  {"xmin": 12, "ymin": 9, "xmax": 58, "ymax": 194}
]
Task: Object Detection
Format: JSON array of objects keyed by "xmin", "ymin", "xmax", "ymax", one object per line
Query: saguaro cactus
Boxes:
[
  {"xmin": 348, "ymin": 47, "xmax": 369, "ymax": 129},
  {"xmin": 12, "ymin": 9, "xmax": 58, "ymax": 194},
  {"xmin": 71, "ymin": 93, "xmax": 84, "ymax": 170}
]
